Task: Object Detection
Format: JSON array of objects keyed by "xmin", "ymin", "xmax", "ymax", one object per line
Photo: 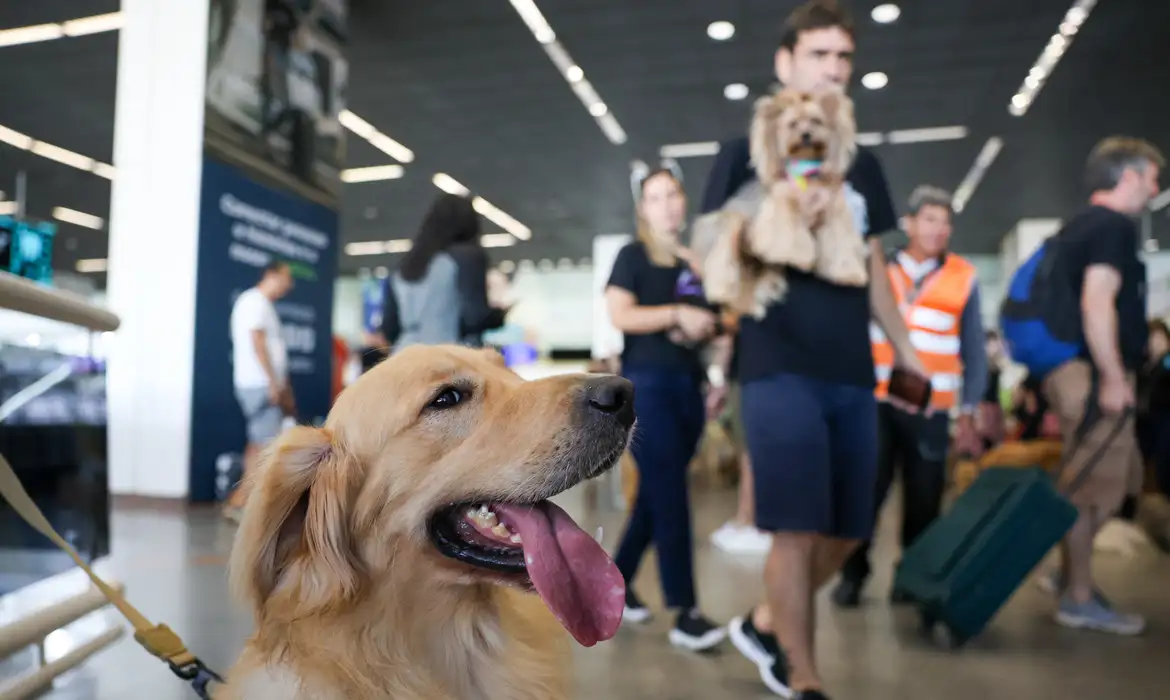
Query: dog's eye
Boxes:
[{"xmin": 429, "ymin": 387, "xmax": 465, "ymax": 409}]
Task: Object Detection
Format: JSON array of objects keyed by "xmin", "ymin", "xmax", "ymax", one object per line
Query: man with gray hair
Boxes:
[{"xmin": 833, "ymin": 184, "xmax": 989, "ymax": 607}]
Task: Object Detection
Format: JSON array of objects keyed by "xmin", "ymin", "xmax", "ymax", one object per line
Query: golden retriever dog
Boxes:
[
  {"xmin": 221, "ymin": 345, "xmax": 635, "ymax": 700},
  {"xmin": 703, "ymin": 87, "xmax": 865, "ymax": 318}
]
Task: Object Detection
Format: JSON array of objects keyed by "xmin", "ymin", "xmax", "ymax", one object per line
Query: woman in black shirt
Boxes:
[{"xmin": 605, "ymin": 168, "xmax": 725, "ymax": 651}]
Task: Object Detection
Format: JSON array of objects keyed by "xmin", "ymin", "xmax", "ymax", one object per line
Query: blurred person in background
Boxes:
[
  {"xmin": 606, "ymin": 166, "xmax": 727, "ymax": 652},
  {"xmin": 980, "ymin": 330, "xmax": 1008, "ymax": 450},
  {"xmin": 1036, "ymin": 136, "xmax": 1161, "ymax": 636},
  {"xmin": 702, "ymin": 3, "xmax": 928, "ymax": 697},
  {"xmin": 834, "ymin": 185, "xmax": 988, "ymax": 608},
  {"xmin": 1137, "ymin": 319, "xmax": 1170, "ymax": 497},
  {"xmin": 224, "ymin": 260, "xmax": 295, "ymax": 522},
  {"xmin": 381, "ymin": 193, "xmax": 508, "ymax": 351}
]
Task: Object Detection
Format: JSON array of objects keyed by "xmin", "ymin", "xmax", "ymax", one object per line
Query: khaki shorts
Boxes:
[{"xmin": 1042, "ymin": 360, "xmax": 1141, "ymax": 512}]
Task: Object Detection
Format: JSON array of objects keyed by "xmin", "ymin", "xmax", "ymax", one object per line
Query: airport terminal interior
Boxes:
[{"xmin": 2, "ymin": 1, "xmax": 1170, "ymax": 698}]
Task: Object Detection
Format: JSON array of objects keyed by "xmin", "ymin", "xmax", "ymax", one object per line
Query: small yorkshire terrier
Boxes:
[{"xmin": 702, "ymin": 87, "xmax": 867, "ymax": 318}]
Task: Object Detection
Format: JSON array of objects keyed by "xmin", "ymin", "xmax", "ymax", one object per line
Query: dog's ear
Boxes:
[
  {"xmin": 750, "ymin": 94, "xmax": 788, "ymax": 185},
  {"xmin": 229, "ymin": 426, "xmax": 366, "ymax": 617},
  {"xmin": 818, "ymin": 88, "xmax": 857, "ymax": 174}
]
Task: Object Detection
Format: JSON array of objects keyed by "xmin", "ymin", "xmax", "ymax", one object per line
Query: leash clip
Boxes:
[{"xmin": 168, "ymin": 658, "xmax": 224, "ymax": 699}]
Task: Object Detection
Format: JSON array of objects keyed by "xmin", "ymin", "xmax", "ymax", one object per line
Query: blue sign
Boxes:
[
  {"xmin": 0, "ymin": 216, "xmax": 57, "ymax": 285},
  {"xmin": 361, "ymin": 276, "xmax": 386, "ymax": 334},
  {"xmin": 188, "ymin": 156, "xmax": 338, "ymax": 501}
]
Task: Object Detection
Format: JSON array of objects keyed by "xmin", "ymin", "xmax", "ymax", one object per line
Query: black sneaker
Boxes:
[
  {"xmin": 623, "ymin": 589, "xmax": 651, "ymax": 624},
  {"xmin": 668, "ymin": 608, "xmax": 727, "ymax": 651},
  {"xmin": 728, "ymin": 612, "xmax": 793, "ymax": 698},
  {"xmin": 831, "ymin": 578, "xmax": 862, "ymax": 608},
  {"xmin": 795, "ymin": 691, "xmax": 829, "ymax": 700}
]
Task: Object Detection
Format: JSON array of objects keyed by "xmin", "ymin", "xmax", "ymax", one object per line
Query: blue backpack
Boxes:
[{"xmin": 999, "ymin": 236, "xmax": 1084, "ymax": 378}]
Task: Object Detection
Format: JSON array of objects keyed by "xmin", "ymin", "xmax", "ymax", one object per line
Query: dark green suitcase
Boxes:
[{"xmin": 891, "ymin": 466, "xmax": 1077, "ymax": 649}]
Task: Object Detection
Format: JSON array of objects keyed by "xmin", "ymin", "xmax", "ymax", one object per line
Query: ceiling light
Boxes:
[
  {"xmin": 952, "ymin": 137, "xmax": 1004, "ymax": 214},
  {"xmin": 481, "ymin": 233, "xmax": 517, "ymax": 248},
  {"xmin": 724, "ymin": 83, "xmax": 749, "ymax": 101},
  {"xmin": 856, "ymin": 132, "xmax": 885, "ymax": 146},
  {"xmin": 1008, "ymin": 0, "xmax": 1096, "ymax": 117},
  {"xmin": 0, "ymin": 12, "xmax": 122, "ymax": 48},
  {"xmin": 707, "ymin": 21, "xmax": 736, "ymax": 41},
  {"xmin": 344, "ymin": 239, "xmax": 413, "ymax": 256},
  {"xmin": 91, "ymin": 162, "xmax": 116, "ymax": 179},
  {"xmin": 861, "ymin": 71, "xmax": 888, "ymax": 90},
  {"xmin": 432, "ymin": 173, "xmax": 470, "ymax": 196},
  {"xmin": 0, "ymin": 201, "xmax": 17, "ymax": 215},
  {"xmin": 885, "ymin": 125, "xmax": 968, "ymax": 144},
  {"xmin": 473, "ymin": 197, "xmax": 531, "ymax": 241},
  {"xmin": 0, "ymin": 124, "xmax": 33, "ymax": 149},
  {"xmin": 31, "ymin": 142, "xmax": 94, "ymax": 170},
  {"xmin": 75, "ymin": 258, "xmax": 108, "ymax": 273},
  {"xmin": 871, "ymin": 4, "xmax": 901, "ymax": 24},
  {"xmin": 660, "ymin": 142, "xmax": 721, "ymax": 159},
  {"xmin": 340, "ymin": 165, "xmax": 405, "ymax": 183},
  {"xmin": 507, "ymin": 2, "xmax": 625, "ymax": 145},
  {"xmin": 52, "ymin": 206, "xmax": 104, "ymax": 230},
  {"xmin": 338, "ymin": 109, "xmax": 414, "ymax": 163}
]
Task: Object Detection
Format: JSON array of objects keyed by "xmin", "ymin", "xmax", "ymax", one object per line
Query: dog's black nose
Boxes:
[
  {"xmin": 584, "ymin": 376, "xmax": 635, "ymax": 428},
  {"xmin": 801, "ymin": 131, "xmax": 813, "ymax": 144}
]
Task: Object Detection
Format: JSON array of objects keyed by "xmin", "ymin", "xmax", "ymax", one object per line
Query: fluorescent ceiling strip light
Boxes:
[
  {"xmin": 659, "ymin": 142, "xmax": 721, "ymax": 159},
  {"xmin": 0, "ymin": 124, "xmax": 33, "ymax": 149},
  {"xmin": 52, "ymin": 206, "xmax": 104, "ymax": 230},
  {"xmin": 340, "ymin": 164, "xmax": 404, "ymax": 183},
  {"xmin": 856, "ymin": 132, "xmax": 884, "ymax": 147},
  {"xmin": 953, "ymin": 137, "xmax": 1004, "ymax": 214},
  {"xmin": 0, "ymin": 201, "xmax": 17, "ymax": 215},
  {"xmin": 885, "ymin": 126, "xmax": 969, "ymax": 144},
  {"xmin": 75, "ymin": 258, "xmax": 108, "ymax": 273},
  {"xmin": 480, "ymin": 233, "xmax": 517, "ymax": 248},
  {"xmin": 338, "ymin": 109, "xmax": 414, "ymax": 163},
  {"xmin": 31, "ymin": 141, "xmax": 94, "ymax": 170},
  {"xmin": 432, "ymin": 173, "xmax": 470, "ymax": 196},
  {"xmin": 507, "ymin": 0, "xmax": 626, "ymax": 145},
  {"xmin": 0, "ymin": 12, "xmax": 122, "ymax": 48},
  {"xmin": 1009, "ymin": 0, "xmax": 1096, "ymax": 117},
  {"xmin": 472, "ymin": 197, "xmax": 531, "ymax": 241}
]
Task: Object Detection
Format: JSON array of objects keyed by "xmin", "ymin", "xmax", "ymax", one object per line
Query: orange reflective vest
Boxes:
[{"xmin": 871, "ymin": 254, "xmax": 976, "ymax": 411}]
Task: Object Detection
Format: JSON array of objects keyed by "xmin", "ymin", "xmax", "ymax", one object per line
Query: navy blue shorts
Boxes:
[{"xmin": 742, "ymin": 373, "xmax": 879, "ymax": 540}]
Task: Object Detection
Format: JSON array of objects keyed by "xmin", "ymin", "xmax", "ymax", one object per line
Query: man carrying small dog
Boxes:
[
  {"xmin": 701, "ymin": 2, "xmax": 928, "ymax": 698},
  {"xmin": 833, "ymin": 185, "xmax": 989, "ymax": 608}
]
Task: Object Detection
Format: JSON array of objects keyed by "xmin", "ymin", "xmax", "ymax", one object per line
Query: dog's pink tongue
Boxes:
[{"xmin": 492, "ymin": 502, "xmax": 625, "ymax": 647}]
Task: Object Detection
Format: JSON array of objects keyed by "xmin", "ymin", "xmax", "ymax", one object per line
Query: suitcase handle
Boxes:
[{"xmin": 1050, "ymin": 368, "xmax": 1133, "ymax": 499}]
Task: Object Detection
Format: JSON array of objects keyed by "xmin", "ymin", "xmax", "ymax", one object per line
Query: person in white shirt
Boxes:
[{"xmin": 225, "ymin": 261, "xmax": 295, "ymax": 519}]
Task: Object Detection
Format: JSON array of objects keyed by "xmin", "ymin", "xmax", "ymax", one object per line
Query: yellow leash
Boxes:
[{"xmin": 0, "ymin": 452, "xmax": 222, "ymax": 698}]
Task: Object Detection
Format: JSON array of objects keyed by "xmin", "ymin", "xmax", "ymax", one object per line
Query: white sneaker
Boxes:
[{"xmin": 710, "ymin": 522, "xmax": 772, "ymax": 555}]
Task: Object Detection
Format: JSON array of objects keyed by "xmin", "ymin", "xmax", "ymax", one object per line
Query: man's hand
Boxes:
[
  {"xmin": 267, "ymin": 381, "xmax": 284, "ymax": 407},
  {"xmin": 955, "ymin": 413, "xmax": 982, "ymax": 458},
  {"xmin": 705, "ymin": 383, "xmax": 728, "ymax": 421},
  {"xmin": 1099, "ymin": 374, "xmax": 1134, "ymax": 415}
]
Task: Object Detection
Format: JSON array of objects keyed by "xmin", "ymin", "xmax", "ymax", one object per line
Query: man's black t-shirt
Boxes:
[
  {"xmin": 1057, "ymin": 205, "xmax": 1148, "ymax": 370},
  {"xmin": 607, "ymin": 242, "xmax": 713, "ymax": 375},
  {"xmin": 700, "ymin": 137, "xmax": 898, "ymax": 387}
]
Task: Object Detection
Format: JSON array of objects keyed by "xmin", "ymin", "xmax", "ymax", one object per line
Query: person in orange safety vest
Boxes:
[{"xmin": 833, "ymin": 185, "xmax": 989, "ymax": 607}]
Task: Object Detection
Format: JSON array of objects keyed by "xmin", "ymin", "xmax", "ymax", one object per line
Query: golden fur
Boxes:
[
  {"xmin": 704, "ymin": 87, "xmax": 867, "ymax": 318},
  {"xmin": 220, "ymin": 345, "xmax": 630, "ymax": 700}
]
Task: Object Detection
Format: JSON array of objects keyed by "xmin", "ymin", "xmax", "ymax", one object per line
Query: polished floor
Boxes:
[{"xmin": 7, "ymin": 481, "xmax": 1170, "ymax": 699}]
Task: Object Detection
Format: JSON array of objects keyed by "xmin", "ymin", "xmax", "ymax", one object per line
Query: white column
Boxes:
[
  {"xmin": 1000, "ymin": 217, "xmax": 1061, "ymax": 282},
  {"xmin": 591, "ymin": 234, "xmax": 632, "ymax": 361},
  {"xmin": 105, "ymin": 0, "xmax": 210, "ymax": 498}
]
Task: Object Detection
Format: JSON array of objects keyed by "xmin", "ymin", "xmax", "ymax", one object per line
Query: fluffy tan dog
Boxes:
[
  {"xmin": 703, "ymin": 87, "xmax": 866, "ymax": 318},
  {"xmin": 221, "ymin": 345, "xmax": 635, "ymax": 700}
]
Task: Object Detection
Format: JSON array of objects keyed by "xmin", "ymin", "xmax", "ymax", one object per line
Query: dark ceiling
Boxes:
[{"xmin": 1, "ymin": 0, "xmax": 1169, "ymax": 280}]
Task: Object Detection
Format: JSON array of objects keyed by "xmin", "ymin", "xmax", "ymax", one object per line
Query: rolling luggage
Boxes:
[
  {"xmin": 892, "ymin": 467, "xmax": 1076, "ymax": 649},
  {"xmin": 893, "ymin": 398, "xmax": 1132, "ymax": 650}
]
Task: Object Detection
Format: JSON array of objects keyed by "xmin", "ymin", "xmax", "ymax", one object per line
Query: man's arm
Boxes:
[
  {"xmin": 869, "ymin": 240, "xmax": 926, "ymax": 375},
  {"xmin": 1082, "ymin": 265, "xmax": 1125, "ymax": 381},
  {"xmin": 957, "ymin": 281, "xmax": 989, "ymax": 413},
  {"xmin": 251, "ymin": 329, "xmax": 282, "ymax": 390}
]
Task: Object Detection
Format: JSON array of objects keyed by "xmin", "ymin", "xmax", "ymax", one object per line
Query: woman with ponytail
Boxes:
[{"xmin": 605, "ymin": 162, "xmax": 726, "ymax": 652}]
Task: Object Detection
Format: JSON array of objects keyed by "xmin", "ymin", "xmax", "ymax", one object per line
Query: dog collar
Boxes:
[{"xmin": 786, "ymin": 159, "xmax": 823, "ymax": 190}]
